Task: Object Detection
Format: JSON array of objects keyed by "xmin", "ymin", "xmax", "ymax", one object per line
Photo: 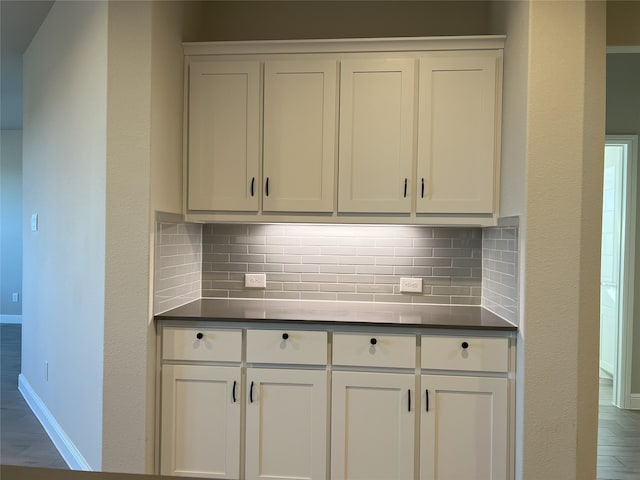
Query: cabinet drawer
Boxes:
[
  {"xmin": 162, "ymin": 327, "xmax": 241, "ymax": 362},
  {"xmin": 421, "ymin": 335, "xmax": 509, "ymax": 372},
  {"xmin": 246, "ymin": 329, "xmax": 327, "ymax": 365},
  {"xmin": 332, "ymin": 333, "xmax": 416, "ymax": 369}
]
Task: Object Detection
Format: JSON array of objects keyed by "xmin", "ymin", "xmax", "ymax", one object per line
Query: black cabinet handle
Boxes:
[
  {"xmin": 370, "ymin": 338, "xmax": 377, "ymax": 345},
  {"xmin": 250, "ymin": 177, "xmax": 255, "ymax": 197},
  {"xmin": 403, "ymin": 178, "xmax": 408, "ymax": 198},
  {"xmin": 282, "ymin": 333, "xmax": 289, "ymax": 340},
  {"xmin": 408, "ymin": 389, "xmax": 411, "ymax": 412},
  {"xmin": 461, "ymin": 341, "xmax": 469, "ymax": 349},
  {"xmin": 265, "ymin": 178, "xmax": 270, "ymax": 197},
  {"xmin": 425, "ymin": 389, "xmax": 429, "ymax": 412},
  {"xmin": 196, "ymin": 332, "xmax": 203, "ymax": 340},
  {"xmin": 249, "ymin": 381, "xmax": 254, "ymax": 403},
  {"xmin": 232, "ymin": 380, "xmax": 237, "ymax": 403},
  {"xmin": 421, "ymin": 178, "xmax": 425, "ymax": 198}
]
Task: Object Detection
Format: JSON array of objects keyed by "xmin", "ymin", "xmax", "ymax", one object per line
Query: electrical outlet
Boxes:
[
  {"xmin": 11, "ymin": 292, "xmax": 19, "ymax": 303},
  {"xmin": 400, "ymin": 277, "xmax": 422, "ymax": 293},
  {"xmin": 245, "ymin": 273, "xmax": 266, "ymax": 289},
  {"xmin": 44, "ymin": 361, "xmax": 49, "ymax": 382}
]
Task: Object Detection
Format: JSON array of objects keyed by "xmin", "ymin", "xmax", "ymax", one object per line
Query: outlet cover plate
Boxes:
[
  {"xmin": 245, "ymin": 273, "xmax": 266, "ymax": 289},
  {"xmin": 400, "ymin": 277, "xmax": 422, "ymax": 293}
]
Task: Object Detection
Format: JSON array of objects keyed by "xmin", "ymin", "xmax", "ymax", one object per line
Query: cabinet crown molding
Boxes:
[{"xmin": 183, "ymin": 35, "xmax": 506, "ymax": 56}]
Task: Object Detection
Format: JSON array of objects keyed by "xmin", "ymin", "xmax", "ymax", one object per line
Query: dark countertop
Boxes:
[{"xmin": 155, "ymin": 298, "xmax": 517, "ymax": 331}]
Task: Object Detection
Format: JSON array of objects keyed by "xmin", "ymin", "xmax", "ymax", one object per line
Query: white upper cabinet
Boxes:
[
  {"xmin": 338, "ymin": 58, "xmax": 415, "ymax": 213},
  {"xmin": 416, "ymin": 51, "xmax": 500, "ymax": 214},
  {"xmin": 183, "ymin": 37, "xmax": 504, "ymax": 225},
  {"xmin": 187, "ymin": 61, "xmax": 260, "ymax": 212},
  {"xmin": 263, "ymin": 60, "xmax": 337, "ymax": 213}
]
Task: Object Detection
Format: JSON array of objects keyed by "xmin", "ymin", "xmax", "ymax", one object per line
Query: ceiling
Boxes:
[{"xmin": 1, "ymin": 0, "xmax": 54, "ymax": 130}]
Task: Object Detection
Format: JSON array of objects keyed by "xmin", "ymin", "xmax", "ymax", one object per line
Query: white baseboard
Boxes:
[
  {"xmin": 0, "ymin": 314, "xmax": 22, "ymax": 324},
  {"xmin": 630, "ymin": 393, "xmax": 640, "ymax": 410},
  {"xmin": 18, "ymin": 374, "xmax": 92, "ymax": 471}
]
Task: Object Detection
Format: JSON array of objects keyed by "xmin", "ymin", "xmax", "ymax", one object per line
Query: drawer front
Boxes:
[
  {"xmin": 421, "ymin": 335, "xmax": 509, "ymax": 372},
  {"xmin": 162, "ymin": 327, "xmax": 241, "ymax": 362},
  {"xmin": 246, "ymin": 329, "xmax": 328, "ymax": 365},
  {"xmin": 332, "ymin": 333, "xmax": 416, "ymax": 369}
]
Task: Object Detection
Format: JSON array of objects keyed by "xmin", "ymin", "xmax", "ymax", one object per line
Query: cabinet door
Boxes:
[
  {"xmin": 263, "ymin": 60, "xmax": 337, "ymax": 213},
  {"xmin": 161, "ymin": 365, "xmax": 241, "ymax": 479},
  {"xmin": 187, "ymin": 60, "xmax": 260, "ymax": 212},
  {"xmin": 331, "ymin": 371, "xmax": 415, "ymax": 480},
  {"xmin": 338, "ymin": 59, "xmax": 415, "ymax": 213},
  {"xmin": 245, "ymin": 368, "xmax": 327, "ymax": 480},
  {"xmin": 420, "ymin": 375, "xmax": 508, "ymax": 480},
  {"xmin": 416, "ymin": 52, "xmax": 499, "ymax": 214}
]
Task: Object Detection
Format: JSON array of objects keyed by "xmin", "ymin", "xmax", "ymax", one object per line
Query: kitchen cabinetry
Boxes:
[
  {"xmin": 183, "ymin": 36, "xmax": 504, "ymax": 226},
  {"xmin": 416, "ymin": 52, "xmax": 500, "ymax": 214},
  {"xmin": 263, "ymin": 60, "xmax": 337, "ymax": 213},
  {"xmin": 245, "ymin": 329, "xmax": 328, "ymax": 480},
  {"xmin": 331, "ymin": 332, "xmax": 416, "ymax": 480},
  {"xmin": 158, "ymin": 321, "xmax": 514, "ymax": 480},
  {"xmin": 337, "ymin": 59, "xmax": 415, "ymax": 213},
  {"xmin": 187, "ymin": 61, "xmax": 260, "ymax": 212},
  {"xmin": 420, "ymin": 335, "xmax": 509, "ymax": 480},
  {"xmin": 160, "ymin": 327, "xmax": 242, "ymax": 479}
]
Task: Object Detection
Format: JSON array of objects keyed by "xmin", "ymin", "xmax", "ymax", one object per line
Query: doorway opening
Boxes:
[{"xmin": 599, "ymin": 134, "xmax": 638, "ymax": 409}]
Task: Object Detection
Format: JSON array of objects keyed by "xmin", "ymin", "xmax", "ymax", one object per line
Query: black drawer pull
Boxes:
[
  {"xmin": 249, "ymin": 381, "xmax": 254, "ymax": 403},
  {"xmin": 196, "ymin": 332, "xmax": 204, "ymax": 340},
  {"xmin": 425, "ymin": 389, "xmax": 429, "ymax": 412},
  {"xmin": 232, "ymin": 380, "xmax": 237, "ymax": 403},
  {"xmin": 282, "ymin": 333, "xmax": 289, "ymax": 340},
  {"xmin": 370, "ymin": 338, "xmax": 377, "ymax": 345},
  {"xmin": 408, "ymin": 389, "xmax": 411, "ymax": 412},
  {"xmin": 461, "ymin": 341, "xmax": 469, "ymax": 349}
]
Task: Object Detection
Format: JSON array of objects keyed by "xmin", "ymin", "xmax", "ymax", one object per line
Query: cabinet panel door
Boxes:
[
  {"xmin": 417, "ymin": 52, "xmax": 498, "ymax": 214},
  {"xmin": 263, "ymin": 60, "xmax": 337, "ymax": 213},
  {"xmin": 161, "ymin": 365, "xmax": 240, "ymax": 479},
  {"xmin": 420, "ymin": 375, "xmax": 508, "ymax": 480},
  {"xmin": 245, "ymin": 368, "xmax": 327, "ymax": 480},
  {"xmin": 331, "ymin": 371, "xmax": 415, "ymax": 480},
  {"xmin": 187, "ymin": 61, "xmax": 260, "ymax": 212},
  {"xmin": 338, "ymin": 59, "xmax": 415, "ymax": 213}
]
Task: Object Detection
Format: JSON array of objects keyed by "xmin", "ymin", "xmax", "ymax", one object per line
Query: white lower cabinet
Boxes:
[
  {"xmin": 160, "ymin": 364, "xmax": 241, "ymax": 479},
  {"xmin": 420, "ymin": 375, "xmax": 508, "ymax": 480},
  {"xmin": 331, "ymin": 371, "xmax": 415, "ymax": 480},
  {"xmin": 159, "ymin": 326, "xmax": 513, "ymax": 480},
  {"xmin": 245, "ymin": 367, "xmax": 328, "ymax": 480}
]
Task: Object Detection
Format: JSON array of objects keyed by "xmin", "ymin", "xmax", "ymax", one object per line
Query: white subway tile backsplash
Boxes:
[
  {"xmin": 200, "ymin": 224, "xmax": 482, "ymax": 304},
  {"xmin": 154, "ymin": 222, "xmax": 518, "ymax": 311},
  {"xmin": 482, "ymin": 224, "xmax": 519, "ymax": 324}
]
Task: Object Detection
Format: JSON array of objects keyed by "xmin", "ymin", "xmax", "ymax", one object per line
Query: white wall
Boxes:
[
  {"xmin": 1, "ymin": 130, "xmax": 23, "ymax": 319},
  {"xmin": 22, "ymin": 1, "xmax": 108, "ymax": 469}
]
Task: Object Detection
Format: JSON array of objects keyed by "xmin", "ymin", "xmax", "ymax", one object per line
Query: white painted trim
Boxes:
[
  {"xmin": 630, "ymin": 394, "xmax": 640, "ymax": 410},
  {"xmin": 605, "ymin": 135, "xmax": 638, "ymax": 410},
  {"xmin": 607, "ymin": 46, "xmax": 640, "ymax": 54},
  {"xmin": 18, "ymin": 374, "xmax": 92, "ymax": 471},
  {"xmin": 0, "ymin": 314, "xmax": 22, "ymax": 324},
  {"xmin": 183, "ymin": 35, "xmax": 506, "ymax": 56}
]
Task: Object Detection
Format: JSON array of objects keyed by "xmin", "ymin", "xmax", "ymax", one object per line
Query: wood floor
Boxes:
[
  {"xmin": 0, "ymin": 324, "xmax": 67, "ymax": 469},
  {"xmin": 1, "ymin": 324, "xmax": 639, "ymax": 478}
]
